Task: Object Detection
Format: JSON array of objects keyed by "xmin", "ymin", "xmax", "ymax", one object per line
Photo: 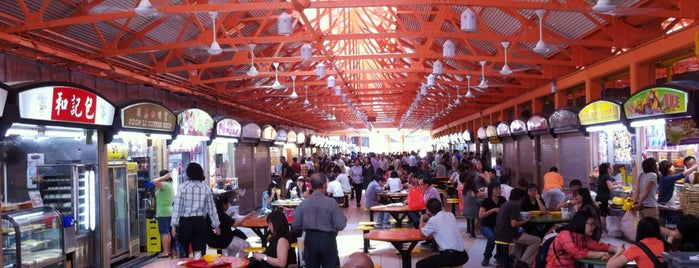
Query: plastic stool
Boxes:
[
  {"xmin": 495, "ymin": 240, "xmax": 514, "ymax": 268},
  {"xmin": 356, "ymin": 225, "xmax": 375, "ymax": 253},
  {"xmin": 446, "ymin": 198, "xmax": 460, "ymax": 214},
  {"xmin": 243, "ymin": 247, "xmax": 266, "ymax": 253},
  {"xmin": 358, "ymin": 221, "xmax": 377, "ymax": 226}
]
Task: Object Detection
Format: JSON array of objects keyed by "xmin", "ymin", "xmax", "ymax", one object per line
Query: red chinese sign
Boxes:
[{"xmin": 51, "ymin": 87, "xmax": 97, "ymax": 123}]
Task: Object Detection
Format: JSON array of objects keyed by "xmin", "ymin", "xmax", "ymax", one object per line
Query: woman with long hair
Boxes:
[
  {"xmin": 207, "ymin": 195, "xmax": 252, "ymax": 257},
  {"xmin": 607, "ymin": 217, "xmax": 672, "ymax": 267},
  {"xmin": 572, "ymin": 188, "xmax": 602, "ymax": 241},
  {"xmin": 462, "ymin": 173, "xmax": 485, "ymax": 237},
  {"xmin": 545, "ymin": 211, "xmax": 619, "ymax": 267},
  {"xmin": 478, "ymin": 181, "xmax": 507, "ymax": 266},
  {"xmin": 249, "ymin": 209, "xmax": 292, "ymax": 268},
  {"xmin": 595, "ymin": 162, "xmax": 614, "ymax": 234},
  {"xmin": 635, "ymin": 158, "xmax": 660, "ymax": 219}
]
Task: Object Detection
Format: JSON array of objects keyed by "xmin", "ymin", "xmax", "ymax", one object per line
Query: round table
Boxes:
[
  {"xmin": 143, "ymin": 257, "xmax": 249, "ymax": 268},
  {"xmin": 271, "ymin": 199, "xmax": 302, "ymax": 207},
  {"xmin": 364, "ymin": 229, "xmax": 429, "ymax": 268},
  {"xmin": 240, "ymin": 216, "xmax": 270, "ymax": 247},
  {"xmin": 369, "ymin": 204, "xmax": 425, "ymax": 227},
  {"xmin": 379, "ymin": 191, "xmax": 408, "ymax": 203}
]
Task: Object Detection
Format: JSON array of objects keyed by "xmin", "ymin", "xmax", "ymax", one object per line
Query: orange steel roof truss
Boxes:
[{"xmin": 0, "ymin": 0, "xmax": 696, "ymax": 132}]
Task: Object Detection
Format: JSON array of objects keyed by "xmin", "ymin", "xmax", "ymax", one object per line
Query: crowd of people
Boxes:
[{"xmin": 146, "ymin": 151, "xmax": 699, "ymax": 268}]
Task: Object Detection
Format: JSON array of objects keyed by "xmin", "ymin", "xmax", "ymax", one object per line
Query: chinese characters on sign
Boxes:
[{"xmin": 52, "ymin": 87, "xmax": 96, "ymax": 123}]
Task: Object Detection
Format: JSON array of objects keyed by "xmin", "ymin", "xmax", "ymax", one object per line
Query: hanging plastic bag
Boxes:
[
  {"xmin": 407, "ymin": 185, "xmax": 425, "ymax": 209},
  {"xmin": 621, "ymin": 210, "xmax": 639, "ymax": 241}
]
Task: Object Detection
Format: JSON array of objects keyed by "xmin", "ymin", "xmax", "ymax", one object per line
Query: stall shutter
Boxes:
[
  {"xmin": 540, "ymin": 135, "xmax": 557, "ymax": 182},
  {"xmin": 518, "ymin": 136, "xmax": 535, "ymax": 183},
  {"xmin": 558, "ymin": 133, "xmax": 588, "ymax": 188},
  {"xmin": 503, "ymin": 138, "xmax": 516, "ymax": 183},
  {"xmin": 235, "ymin": 143, "xmax": 255, "ymax": 212},
  {"xmin": 254, "ymin": 143, "xmax": 271, "ymax": 211}
]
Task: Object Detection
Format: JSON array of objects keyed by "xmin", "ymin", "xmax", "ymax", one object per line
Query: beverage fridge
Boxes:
[{"xmin": 107, "ymin": 162, "xmax": 139, "ymax": 263}]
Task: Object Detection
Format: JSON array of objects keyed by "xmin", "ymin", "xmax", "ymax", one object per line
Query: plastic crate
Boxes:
[{"xmin": 662, "ymin": 252, "xmax": 699, "ymax": 268}]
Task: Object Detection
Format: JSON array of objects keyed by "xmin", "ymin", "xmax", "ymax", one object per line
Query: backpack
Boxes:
[
  {"xmin": 633, "ymin": 240, "xmax": 670, "ymax": 268},
  {"xmin": 534, "ymin": 232, "xmax": 558, "ymax": 268}
]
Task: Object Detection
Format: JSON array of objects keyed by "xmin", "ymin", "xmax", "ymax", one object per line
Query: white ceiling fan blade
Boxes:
[
  {"xmin": 207, "ymin": 40, "xmax": 223, "ymax": 55},
  {"xmin": 500, "ymin": 64, "xmax": 513, "ymax": 75},
  {"xmin": 246, "ymin": 65, "xmax": 258, "ymax": 77},
  {"xmin": 134, "ymin": 0, "xmax": 157, "ymax": 17},
  {"xmin": 533, "ymin": 9, "xmax": 549, "ymax": 55},
  {"xmin": 465, "ymin": 88, "xmax": 475, "ymax": 98},
  {"xmin": 272, "ymin": 80, "xmax": 285, "ymax": 90},
  {"xmin": 592, "ymin": 0, "xmax": 616, "ymax": 13}
]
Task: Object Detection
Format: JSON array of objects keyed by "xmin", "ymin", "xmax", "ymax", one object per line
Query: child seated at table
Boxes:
[
  {"xmin": 545, "ymin": 210, "xmax": 620, "ymax": 267},
  {"xmin": 606, "ymin": 216, "xmax": 673, "ymax": 268}
]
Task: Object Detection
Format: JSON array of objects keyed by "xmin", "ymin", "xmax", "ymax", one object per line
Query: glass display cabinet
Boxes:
[{"xmin": 2, "ymin": 207, "xmax": 64, "ymax": 268}]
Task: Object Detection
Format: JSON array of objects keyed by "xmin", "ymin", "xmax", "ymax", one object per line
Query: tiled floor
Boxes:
[{"xmin": 139, "ymin": 201, "xmax": 626, "ymax": 267}]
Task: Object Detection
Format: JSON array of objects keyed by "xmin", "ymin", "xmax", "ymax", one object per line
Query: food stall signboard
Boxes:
[
  {"xmin": 121, "ymin": 102, "xmax": 176, "ymax": 132},
  {"xmin": 261, "ymin": 125, "xmax": 276, "ymax": 141},
  {"xmin": 510, "ymin": 119, "xmax": 528, "ymax": 135},
  {"xmin": 486, "ymin": 125, "xmax": 497, "ymax": 138},
  {"xmin": 549, "ymin": 108, "xmax": 580, "ymax": 132},
  {"xmin": 527, "ymin": 115, "xmax": 550, "ymax": 132},
  {"xmin": 579, "ymin": 100, "xmax": 621, "ymax": 126},
  {"xmin": 19, "ymin": 85, "xmax": 115, "ymax": 125},
  {"xmin": 177, "ymin": 109, "xmax": 213, "ymax": 137},
  {"xmin": 276, "ymin": 129, "xmax": 288, "ymax": 143},
  {"xmin": 497, "ymin": 122, "xmax": 511, "ymax": 137},
  {"xmin": 462, "ymin": 130, "xmax": 471, "ymax": 142},
  {"xmin": 296, "ymin": 132, "xmax": 305, "ymax": 144},
  {"xmin": 623, "ymin": 87, "xmax": 688, "ymax": 120},
  {"xmin": 477, "ymin": 127, "xmax": 487, "ymax": 140},
  {"xmin": 241, "ymin": 123, "xmax": 261, "ymax": 139},
  {"xmin": 216, "ymin": 118, "xmax": 241, "ymax": 138},
  {"xmin": 287, "ymin": 130, "xmax": 297, "ymax": 144}
]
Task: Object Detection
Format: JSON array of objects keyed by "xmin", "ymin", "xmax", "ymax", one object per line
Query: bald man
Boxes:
[{"xmin": 342, "ymin": 252, "xmax": 374, "ymax": 268}]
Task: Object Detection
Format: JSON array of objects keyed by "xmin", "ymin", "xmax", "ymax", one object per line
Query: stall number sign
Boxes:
[{"xmin": 18, "ymin": 86, "xmax": 115, "ymax": 125}]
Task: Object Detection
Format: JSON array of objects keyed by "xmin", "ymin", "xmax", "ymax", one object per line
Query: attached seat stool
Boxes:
[
  {"xmin": 494, "ymin": 240, "xmax": 514, "ymax": 268},
  {"xmin": 356, "ymin": 225, "xmax": 375, "ymax": 253}
]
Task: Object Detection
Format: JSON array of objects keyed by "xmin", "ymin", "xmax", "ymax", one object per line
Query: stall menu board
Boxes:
[
  {"xmin": 579, "ymin": 100, "xmax": 621, "ymax": 126},
  {"xmin": 477, "ymin": 127, "xmax": 487, "ymax": 140},
  {"xmin": 462, "ymin": 130, "xmax": 471, "ymax": 142},
  {"xmin": 613, "ymin": 129, "xmax": 633, "ymax": 163},
  {"xmin": 287, "ymin": 130, "xmax": 297, "ymax": 144},
  {"xmin": 261, "ymin": 125, "xmax": 276, "ymax": 141},
  {"xmin": 624, "ymin": 86, "xmax": 687, "ymax": 119},
  {"xmin": 177, "ymin": 108, "xmax": 213, "ymax": 136},
  {"xmin": 296, "ymin": 132, "xmax": 305, "ymax": 144},
  {"xmin": 666, "ymin": 118, "xmax": 699, "ymax": 145},
  {"xmin": 510, "ymin": 119, "xmax": 528, "ymax": 135},
  {"xmin": 497, "ymin": 122, "xmax": 511, "ymax": 137},
  {"xmin": 242, "ymin": 123, "xmax": 261, "ymax": 139},
  {"xmin": 19, "ymin": 85, "xmax": 115, "ymax": 125},
  {"xmin": 216, "ymin": 118, "xmax": 241, "ymax": 138},
  {"xmin": 121, "ymin": 102, "xmax": 175, "ymax": 132},
  {"xmin": 276, "ymin": 129, "xmax": 288, "ymax": 143}
]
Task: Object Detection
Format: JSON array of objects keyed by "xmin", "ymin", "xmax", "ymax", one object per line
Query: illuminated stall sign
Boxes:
[
  {"xmin": 496, "ymin": 122, "xmax": 511, "ymax": 137},
  {"xmin": 216, "ymin": 118, "xmax": 241, "ymax": 138},
  {"xmin": 486, "ymin": 125, "xmax": 500, "ymax": 143},
  {"xmin": 18, "ymin": 85, "xmax": 115, "ymax": 125},
  {"xmin": 477, "ymin": 127, "xmax": 487, "ymax": 140},
  {"xmin": 510, "ymin": 119, "xmax": 528, "ymax": 136},
  {"xmin": 579, "ymin": 100, "xmax": 621, "ymax": 126},
  {"xmin": 287, "ymin": 130, "xmax": 297, "ymax": 144},
  {"xmin": 241, "ymin": 123, "xmax": 261, "ymax": 139},
  {"xmin": 276, "ymin": 129, "xmax": 288, "ymax": 143},
  {"xmin": 296, "ymin": 132, "xmax": 305, "ymax": 144},
  {"xmin": 261, "ymin": 125, "xmax": 276, "ymax": 141},
  {"xmin": 462, "ymin": 130, "xmax": 471, "ymax": 142},
  {"xmin": 527, "ymin": 114, "xmax": 550, "ymax": 134},
  {"xmin": 624, "ymin": 86, "xmax": 688, "ymax": 120},
  {"xmin": 177, "ymin": 108, "xmax": 213, "ymax": 137},
  {"xmin": 121, "ymin": 102, "xmax": 176, "ymax": 132},
  {"xmin": 549, "ymin": 107, "xmax": 581, "ymax": 133}
]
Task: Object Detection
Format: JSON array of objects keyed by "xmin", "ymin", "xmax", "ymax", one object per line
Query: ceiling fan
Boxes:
[
  {"xmin": 500, "ymin": 41, "xmax": 513, "ymax": 75},
  {"xmin": 269, "ymin": 62, "xmax": 286, "ymax": 90},
  {"xmin": 533, "ymin": 9, "xmax": 553, "ymax": 55},
  {"xmin": 476, "ymin": 61, "xmax": 488, "ymax": 90},
  {"xmin": 465, "ymin": 75, "xmax": 477, "ymax": 97},
  {"xmin": 289, "ymin": 76, "xmax": 298, "ymax": 99},
  {"xmin": 247, "ymin": 44, "xmax": 259, "ymax": 77},
  {"xmin": 591, "ymin": 0, "xmax": 659, "ymax": 16},
  {"xmin": 190, "ymin": 12, "xmax": 247, "ymax": 56}
]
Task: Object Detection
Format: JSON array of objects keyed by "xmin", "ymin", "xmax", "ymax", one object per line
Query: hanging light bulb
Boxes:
[
  {"xmin": 278, "ymin": 12, "xmax": 292, "ymax": 35},
  {"xmin": 134, "ymin": 0, "xmax": 157, "ymax": 17},
  {"xmin": 300, "ymin": 43, "xmax": 313, "ymax": 61},
  {"xmin": 327, "ymin": 75, "xmax": 336, "ymax": 88},
  {"xmin": 433, "ymin": 60, "xmax": 443, "ymax": 75},
  {"xmin": 460, "ymin": 7, "xmax": 477, "ymax": 32},
  {"xmin": 315, "ymin": 62, "xmax": 326, "ymax": 77},
  {"xmin": 443, "ymin": 40, "xmax": 455, "ymax": 58},
  {"xmin": 427, "ymin": 74, "xmax": 436, "ymax": 86},
  {"xmin": 478, "ymin": 61, "xmax": 488, "ymax": 89}
]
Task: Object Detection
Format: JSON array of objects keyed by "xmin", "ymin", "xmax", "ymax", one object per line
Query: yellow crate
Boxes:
[
  {"xmin": 146, "ymin": 236, "xmax": 161, "ymax": 253},
  {"xmin": 145, "ymin": 219, "xmax": 162, "ymax": 253}
]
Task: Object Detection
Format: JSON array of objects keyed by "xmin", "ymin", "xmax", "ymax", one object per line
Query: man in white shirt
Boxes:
[
  {"xmin": 417, "ymin": 198, "xmax": 469, "ymax": 268},
  {"xmin": 327, "ymin": 174, "xmax": 345, "ymax": 204}
]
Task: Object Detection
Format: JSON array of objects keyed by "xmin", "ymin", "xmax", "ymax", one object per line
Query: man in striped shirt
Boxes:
[{"xmin": 171, "ymin": 162, "xmax": 220, "ymax": 258}]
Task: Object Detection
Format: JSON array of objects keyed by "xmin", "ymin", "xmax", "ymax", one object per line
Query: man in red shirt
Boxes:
[{"xmin": 291, "ymin": 157, "xmax": 301, "ymax": 175}]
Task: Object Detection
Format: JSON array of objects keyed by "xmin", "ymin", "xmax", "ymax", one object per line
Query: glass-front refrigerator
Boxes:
[
  {"xmin": 36, "ymin": 164, "xmax": 96, "ymax": 235},
  {"xmin": 2, "ymin": 207, "xmax": 64, "ymax": 268},
  {"xmin": 107, "ymin": 163, "xmax": 139, "ymax": 263}
]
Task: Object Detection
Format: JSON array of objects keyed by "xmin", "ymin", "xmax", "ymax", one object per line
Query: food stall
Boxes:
[
  {"xmin": 496, "ymin": 121, "xmax": 514, "ymax": 178},
  {"xmin": 508, "ymin": 119, "xmax": 528, "ymax": 184},
  {"xmin": 622, "ymin": 84, "xmax": 698, "ymax": 206},
  {"xmin": 462, "ymin": 130, "xmax": 473, "ymax": 153},
  {"xmin": 2, "ymin": 82, "xmax": 116, "ymax": 267},
  {"xmin": 578, "ymin": 98, "xmax": 634, "ymax": 187},
  {"xmin": 209, "ymin": 117, "xmax": 241, "ymax": 191},
  {"xmin": 525, "ymin": 114, "xmax": 551, "ymax": 184},
  {"xmin": 169, "ymin": 108, "xmax": 214, "ymax": 189},
  {"xmin": 110, "ymin": 100, "xmax": 176, "ymax": 259},
  {"xmin": 237, "ymin": 122, "xmax": 261, "ymax": 212},
  {"xmin": 548, "ymin": 106, "xmax": 588, "ymax": 186},
  {"xmin": 296, "ymin": 131, "xmax": 306, "ymax": 158}
]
